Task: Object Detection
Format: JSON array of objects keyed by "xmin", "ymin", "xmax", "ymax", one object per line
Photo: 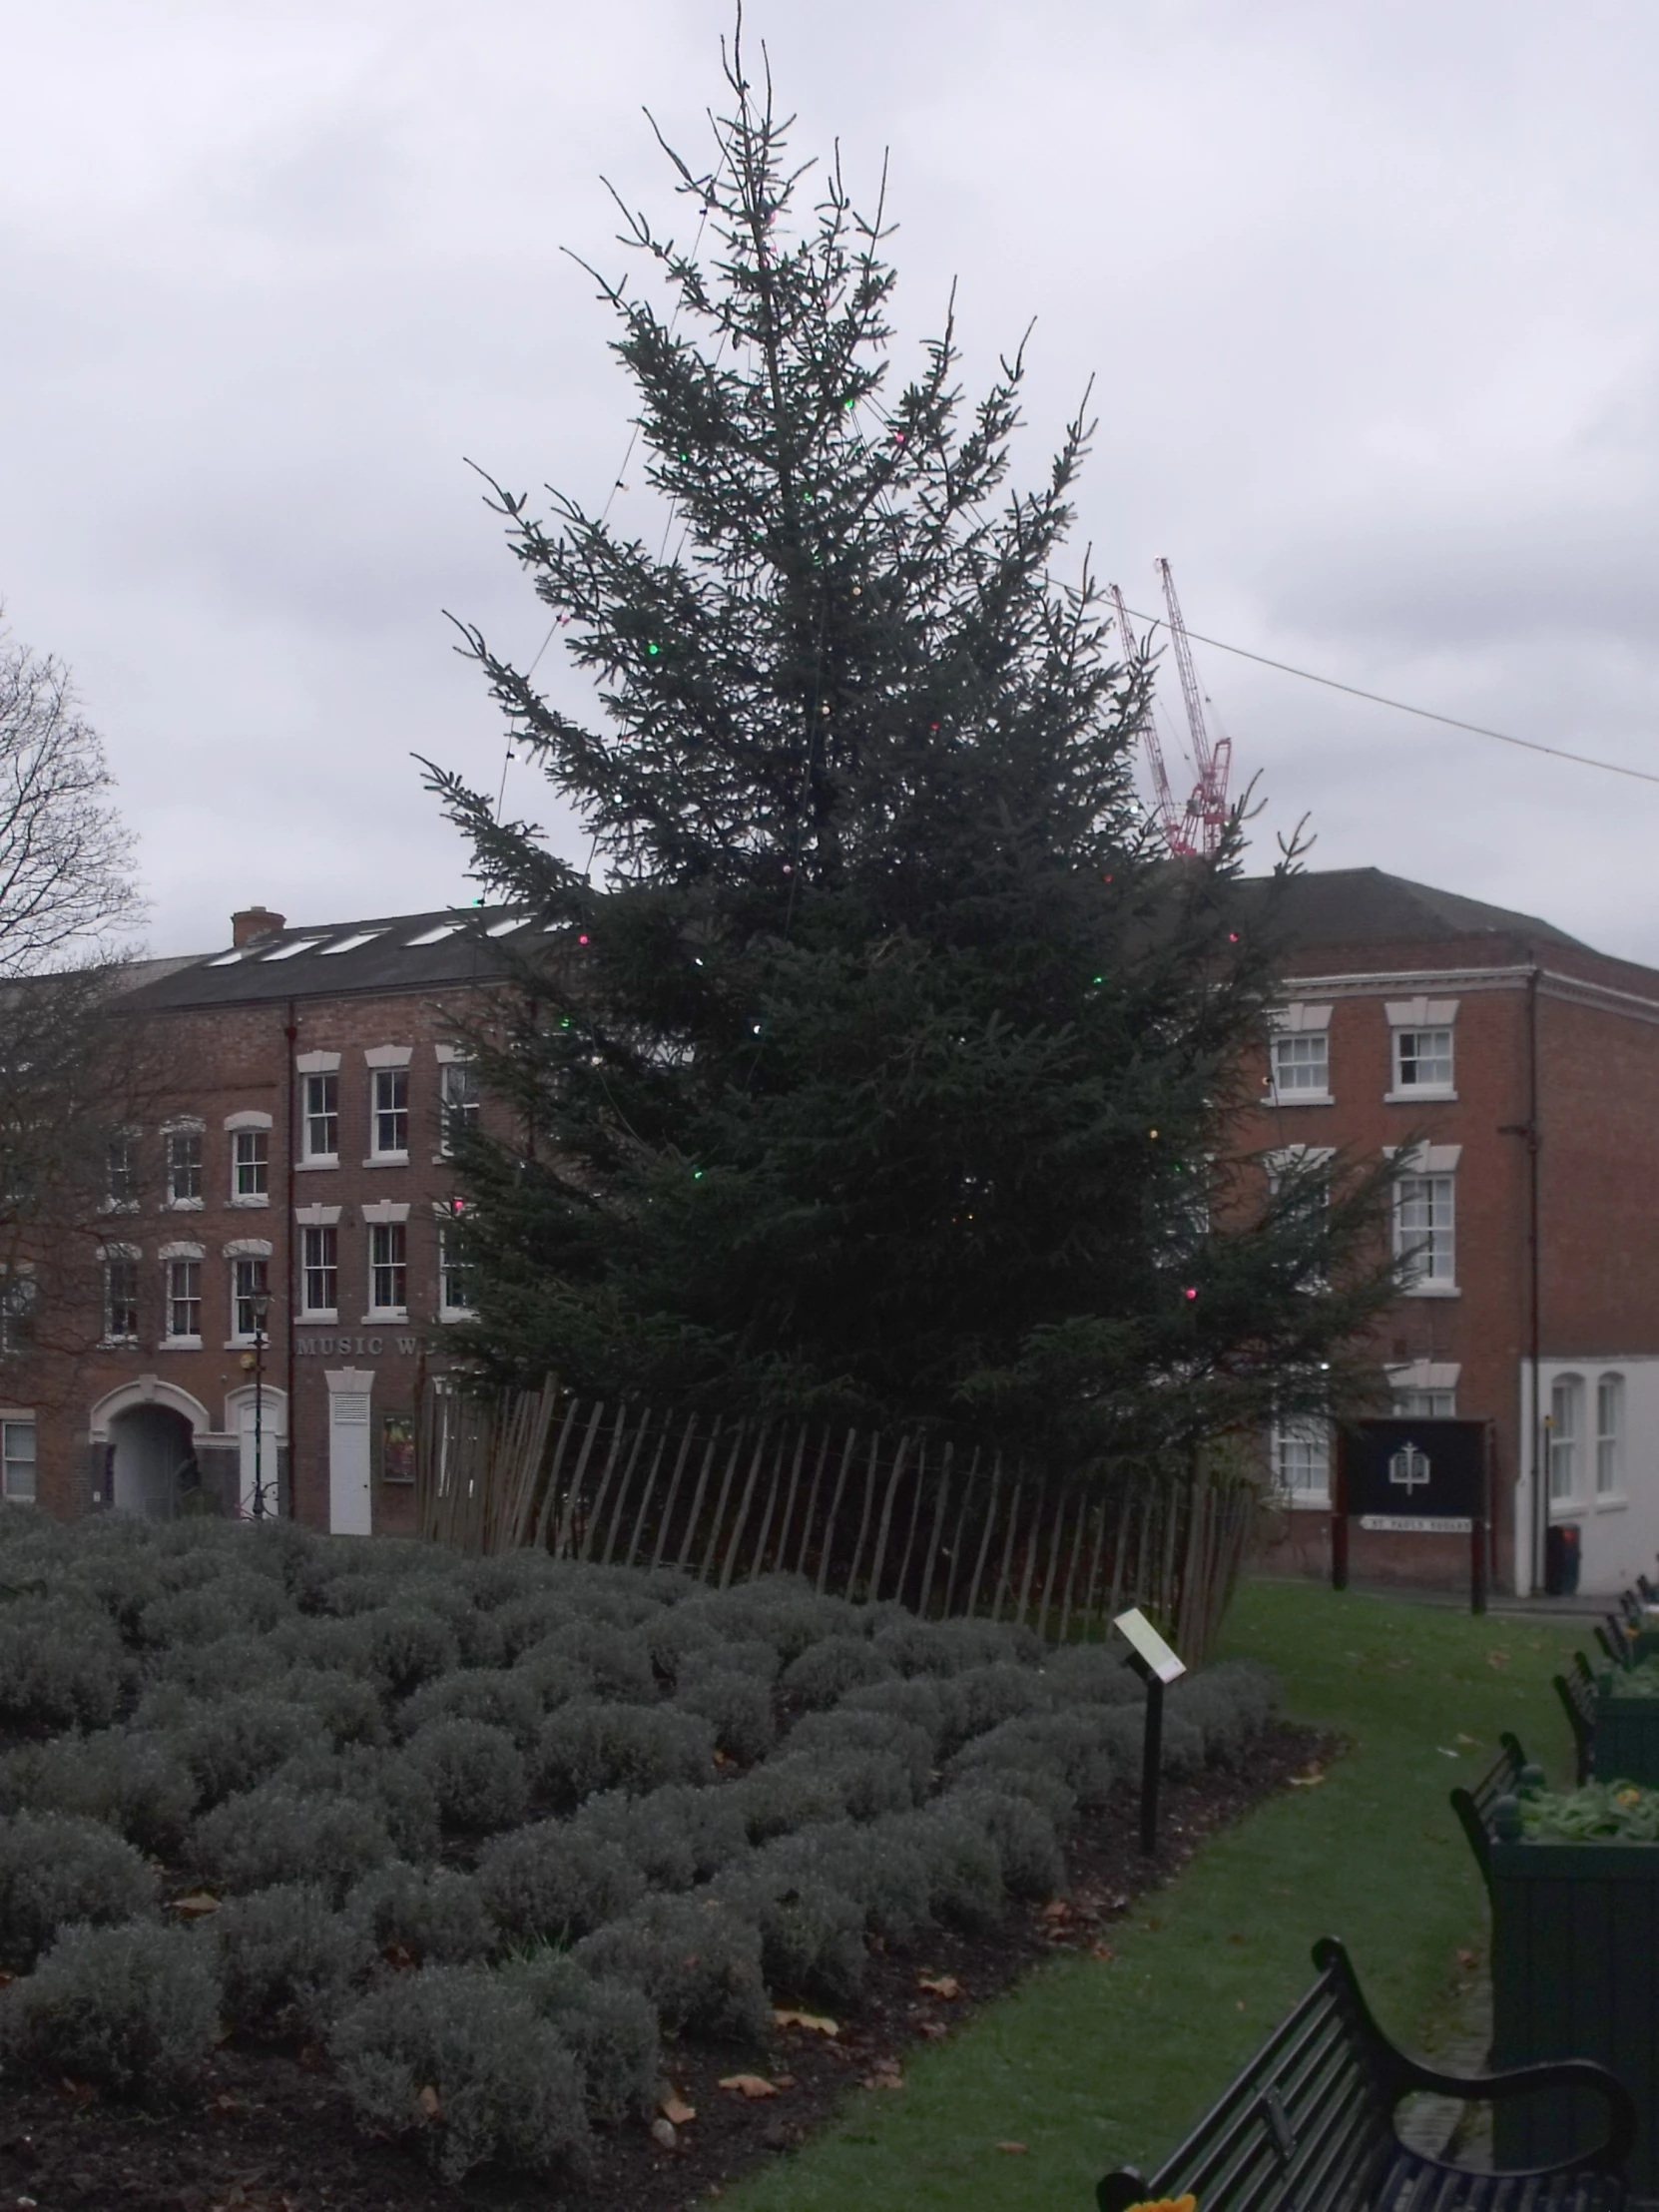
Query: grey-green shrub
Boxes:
[
  {"xmin": 193, "ymin": 1783, "xmax": 393, "ymax": 1901},
  {"xmin": 729, "ymin": 1752, "xmax": 863, "ymax": 1843},
  {"xmin": 721, "ymin": 1864, "xmax": 867, "ymax": 2005},
  {"xmin": 779, "ymin": 1634, "xmax": 894, "ymax": 1709},
  {"xmin": 3, "ymin": 1920, "xmax": 219, "ymax": 2099},
  {"xmin": 282, "ymin": 1667, "xmax": 387, "ymax": 1748},
  {"xmin": 1169, "ymin": 1661, "xmax": 1277, "ymax": 1765},
  {"xmin": 1091, "ymin": 1703, "xmax": 1205, "ymax": 1781},
  {"xmin": 789, "ymin": 1708, "xmax": 933, "ymax": 1798},
  {"xmin": 216, "ymin": 1883, "xmax": 371, "ymax": 2040},
  {"xmin": 894, "ymin": 1804, "xmax": 1006, "ymax": 1930},
  {"xmin": 347, "ymin": 1861, "xmax": 495, "ymax": 1966},
  {"xmin": 3, "ymin": 1731, "xmax": 198, "ymax": 1856},
  {"xmin": 839, "ymin": 1675, "xmax": 952, "ymax": 1749},
  {"xmin": 0, "ymin": 1812, "xmax": 158, "ymax": 1968},
  {"xmin": 1043, "ymin": 1645, "xmax": 1142, "ymax": 1707},
  {"xmin": 873, "ymin": 1616, "xmax": 1037, "ymax": 1677},
  {"xmin": 944, "ymin": 1786, "xmax": 1064, "ymax": 1899},
  {"xmin": 144, "ymin": 1631, "xmax": 277, "ymax": 1700},
  {"xmin": 675, "ymin": 1669, "xmax": 776, "ymax": 1764},
  {"xmin": 399, "ymin": 1668, "xmax": 543, "ymax": 1749},
  {"xmin": 512, "ymin": 1643, "xmax": 589, "ymax": 1711},
  {"xmin": 944, "ymin": 1662, "xmax": 1051, "ymax": 1748},
  {"xmin": 139, "ymin": 1575, "xmax": 288, "ymax": 1649},
  {"xmin": 494, "ymin": 1591, "xmax": 581, "ymax": 1663},
  {"xmin": 575, "ymin": 1890, "xmax": 771, "ymax": 2047},
  {"xmin": 544, "ymin": 1622, "xmax": 657, "ymax": 1706},
  {"xmin": 950, "ymin": 1709, "xmax": 1118, "ymax": 1807},
  {"xmin": 364, "ymin": 1606, "xmax": 459, "ymax": 1697},
  {"xmin": 574, "ymin": 1783, "xmax": 750, "ymax": 1890},
  {"xmin": 275, "ymin": 1746, "xmax": 442, "ymax": 1865},
  {"xmin": 0, "ymin": 1601, "xmax": 132, "ymax": 1734},
  {"xmin": 752, "ymin": 1819, "xmax": 932, "ymax": 1943},
  {"xmin": 174, "ymin": 1693, "xmax": 327, "ymax": 1808},
  {"xmin": 536, "ymin": 1701, "xmax": 716, "ymax": 1809},
  {"xmin": 330, "ymin": 1963, "xmax": 589, "ymax": 2182},
  {"xmin": 502, "ymin": 1951, "xmax": 660, "ymax": 2125},
  {"xmin": 678, "ymin": 1636, "xmax": 781, "ymax": 1687},
  {"xmin": 403, "ymin": 1719, "xmax": 528, "ymax": 1834},
  {"xmin": 477, "ymin": 1821, "xmax": 645, "ymax": 1941}
]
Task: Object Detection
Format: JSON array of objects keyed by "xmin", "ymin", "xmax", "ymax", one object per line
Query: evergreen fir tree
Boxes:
[{"xmin": 427, "ymin": 37, "xmax": 1399, "ymax": 1469}]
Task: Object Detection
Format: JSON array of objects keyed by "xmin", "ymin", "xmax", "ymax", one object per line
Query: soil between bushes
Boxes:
[{"xmin": 0, "ymin": 1720, "xmax": 1331, "ymax": 2212}]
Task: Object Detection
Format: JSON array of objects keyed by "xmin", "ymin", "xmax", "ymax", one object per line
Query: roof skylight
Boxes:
[
  {"xmin": 404, "ymin": 922, "xmax": 460, "ymax": 946},
  {"xmin": 319, "ymin": 931, "xmax": 383, "ymax": 956}
]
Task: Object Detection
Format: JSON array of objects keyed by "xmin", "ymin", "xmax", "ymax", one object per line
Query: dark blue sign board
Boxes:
[{"xmin": 1335, "ymin": 1418, "xmax": 1490, "ymax": 1615}]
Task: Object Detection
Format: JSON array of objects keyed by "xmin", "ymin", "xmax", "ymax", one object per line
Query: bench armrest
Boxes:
[{"xmin": 1389, "ymin": 2053, "xmax": 1636, "ymax": 2175}]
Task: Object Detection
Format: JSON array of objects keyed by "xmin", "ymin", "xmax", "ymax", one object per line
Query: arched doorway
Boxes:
[{"xmin": 109, "ymin": 1402, "xmax": 195, "ymax": 1518}]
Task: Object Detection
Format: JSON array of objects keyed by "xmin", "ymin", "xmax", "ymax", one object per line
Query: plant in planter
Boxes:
[{"xmin": 1487, "ymin": 1774, "xmax": 1659, "ymax": 2188}]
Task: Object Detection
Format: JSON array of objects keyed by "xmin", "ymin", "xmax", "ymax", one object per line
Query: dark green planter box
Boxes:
[
  {"xmin": 1490, "ymin": 1836, "xmax": 1659, "ymax": 2190},
  {"xmin": 1595, "ymin": 1677, "xmax": 1659, "ymax": 1786}
]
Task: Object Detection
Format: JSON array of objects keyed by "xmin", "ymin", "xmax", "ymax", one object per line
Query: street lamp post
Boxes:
[{"xmin": 243, "ymin": 1292, "xmax": 272, "ymax": 1518}]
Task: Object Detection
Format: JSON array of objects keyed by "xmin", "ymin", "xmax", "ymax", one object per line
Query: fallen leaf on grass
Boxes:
[
  {"xmin": 170, "ymin": 1890, "xmax": 221, "ymax": 1918},
  {"xmin": 774, "ymin": 2008, "xmax": 838, "ymax": 2036},
  {"xmin": 997, "ymin": 2141, "xmax": 1028, "ymax": 2154},
  {"xmin": 918, "ymin": 1973, "xmax": 961, "ymax": 1998},
  {"xmin": 918, "ymin": 2021, "xmax": 948, "ymax": 2039},
  {"xmin": 1486, "ymin": 1650, "xmax": 1510, "ymax": 1669},
  {"xmin": 1454, "ymin": 1733, "xmax": 1479, "ymax": 1746},
  {"xmin": 658, "ymin": 2090, "xmax": 697, "ymax": 2126},
  {"xmin": 1455, "ymin": 1947, "xmax": 1479, "ymax": 1969},
  {"xmin": 1288, "ymin": 1770, "xmax": 1325, "ymax": 1788},
  {"xmin": 417, "ymin": 2083, "xmax": 441, "ymax": 2119},
  {"xmin": 1090, "ymin": 1942, "xmax": 1116, "ymax": 1962},
  {"xmin": 719, "ymin": 2074, "xmax": 780, "ymax": 2100},
  {"xmin": 862, "ymin": 2058, "xmax": 904, "ymax": 2090},
  {"xmin": 1435, "ymin": 1747, "xmax": 1460, "ymax": 1760},
  {"xmin": 1039, "ymin": 1900, "xmax": 1071, "ymax": 1922}
]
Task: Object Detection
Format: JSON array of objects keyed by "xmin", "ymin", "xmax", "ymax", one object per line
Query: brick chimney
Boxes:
[{"xmin": 232, "ymin": 904, "xmax": 285, "ymax": 948}]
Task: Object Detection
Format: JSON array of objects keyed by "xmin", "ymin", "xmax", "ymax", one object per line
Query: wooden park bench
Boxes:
[
  {"xmin": 1447, "ymin": 1731, "xmax": 1529, "ymax": 1895},
  {"xmin": 1552, "ymin": 1654, "xmax": 1596, "ymax": 1787},
  {"xmin": 1097, "ymin": 1936, "xmax": 1636, "ymax": 2212}
]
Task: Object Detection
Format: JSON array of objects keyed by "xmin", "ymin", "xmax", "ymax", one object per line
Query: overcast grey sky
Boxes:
[{"xmin": 5, "ymin": 0, "xmax": 1659, "ymax": 961}]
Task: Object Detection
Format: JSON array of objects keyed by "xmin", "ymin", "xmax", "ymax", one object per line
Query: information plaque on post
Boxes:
[
  {"xmin": 1334, "ymin": 1419, "xmax": 1491, "ymax": 1616},
  {"xmin": 1112, "ymin": 1608, "xmax": 1187, "ymax": 1857}
]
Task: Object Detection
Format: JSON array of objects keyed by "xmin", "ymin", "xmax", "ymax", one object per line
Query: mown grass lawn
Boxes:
[{"xmin": 723, "ymin": 1579, "xmax": 1587, "ymax": 2212}]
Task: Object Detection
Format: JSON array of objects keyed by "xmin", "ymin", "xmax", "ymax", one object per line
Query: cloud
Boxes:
[{"xmin": 3, "ymin": 0, "xmax": 1659, "ymax": 957}]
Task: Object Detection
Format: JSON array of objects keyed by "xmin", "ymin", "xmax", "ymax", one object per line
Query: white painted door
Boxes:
[{"xmin": 327, "ymin": 1389, "xmax": 373, "ymax": 1535}]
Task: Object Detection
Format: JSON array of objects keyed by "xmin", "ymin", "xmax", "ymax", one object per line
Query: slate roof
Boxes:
[
  {"xmin": 119, "ymin": 868, "xmax": 1607, "ymax": 1016},
  {"xmin": 1249, "ymin": 867, "xmax": 1594, "ymax": 958},
  {"xmin": 120, "ymin": 907, "xmax": 541, "ymax": 1012}
]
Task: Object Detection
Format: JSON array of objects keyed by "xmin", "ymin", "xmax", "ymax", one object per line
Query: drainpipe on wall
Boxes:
[
  {"xmin": 1527, "ymin": 965, "xmax": 1542, "ymax": 1594},
  {"xmin": 1502, "ymin": 964, "xmax": 1544, "ymax": 1593},
  {"xmin": 284, "ymin": 998, "xmax": 298, "ymax": 1519}
]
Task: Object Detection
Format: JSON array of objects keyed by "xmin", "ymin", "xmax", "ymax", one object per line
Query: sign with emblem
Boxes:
[
  {"xmin": 1341, "ymin": 1418, "xmax": 1484, "ymax": 1531},
  {"xmin": 1333, "ymin": 1418, "xmax": 1491, "ymax": 1615}
]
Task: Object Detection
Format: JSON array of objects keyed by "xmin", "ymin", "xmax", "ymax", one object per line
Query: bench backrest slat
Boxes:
[{"xmin": 1135, "ymin": 1978, "xmax": 1394, "ymax": 2212}]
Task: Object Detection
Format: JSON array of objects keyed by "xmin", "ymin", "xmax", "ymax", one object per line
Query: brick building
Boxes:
[
  {"xmin": 0, "ymin": 903, "xmax": 523, "ymax": 1535},
  {"xmin": 1254, "ymin": 867, "xmax": 1659, "ymax": 1597},
  {"xmin": 3, "ymin": 868, "xmax": 1655, "ymax": 1596}
]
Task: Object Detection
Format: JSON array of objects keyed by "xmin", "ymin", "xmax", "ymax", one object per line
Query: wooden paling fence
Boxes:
[{"xmin": 415, "ymin": 1383, "xmax": 1259, "ymax": 1664}]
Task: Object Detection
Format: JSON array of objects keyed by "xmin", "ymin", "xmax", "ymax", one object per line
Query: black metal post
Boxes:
[
  {"xmin": 1332, "ymin": 1429, "xmax": 1349, "ymax": 1592},
  {"xmin": 1470, "ymin": 1423, "xmax": 1490, "ymax": 1617},
  {"xmin": 1138, "ymin": 1666, "xmax": 1164, "ymax": 1857},
  {"xmin": 252, "ymin": 1298, "xmax": 269, "ymax": 1519}
]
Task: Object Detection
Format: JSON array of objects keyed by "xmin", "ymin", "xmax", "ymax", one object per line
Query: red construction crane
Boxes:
[
  {"xmin": 1156, "ymin": 556, "xmax": 1233, "ymax": 859},
  {"xmin": 1110, "ymin": 582, "xmax": 1197, "ymax": 858}
]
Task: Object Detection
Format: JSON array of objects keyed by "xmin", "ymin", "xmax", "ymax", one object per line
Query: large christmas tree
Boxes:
[{"xmin": 429, "ymin": 40, "xmax": 1397, "ymax": 1468}]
